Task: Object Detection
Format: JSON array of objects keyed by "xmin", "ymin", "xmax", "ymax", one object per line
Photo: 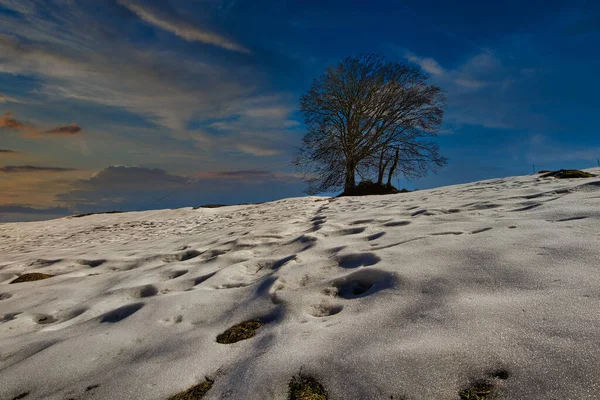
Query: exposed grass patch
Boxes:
[
  {"xmin": 288, "ymin": 373, "xmax": 328, "ymax": 400},
  {"xmin": 459, "ymin": 370, "xmax": 510, "ymax": 400},
  {"xmin": 216, "ymin": 320, "xmax": 262, "ymax": 344},
  {"xmin": 168, "ymin": 378, "xmax": 213, "ymax": 400},
  {"xmin": 541, "ymin": 169, "xmax": 596, "ymax": 179},
  {"xmin": 10, "ymin": 273, "xmax": 54, "ymax": 284},
  {"xmin": 458, "ymin": 380, "xmax": 494, "ymax": 400}
]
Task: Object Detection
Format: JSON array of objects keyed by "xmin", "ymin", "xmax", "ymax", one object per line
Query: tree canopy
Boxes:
[{"xmin": 295, "ymin": 54, "xmax": 447, "ymax": 195}]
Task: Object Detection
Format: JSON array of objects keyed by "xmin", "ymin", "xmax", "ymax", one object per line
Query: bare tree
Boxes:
[{"xmin": 295, "ymin": 54, "xmax": 446, "ymax": 194}]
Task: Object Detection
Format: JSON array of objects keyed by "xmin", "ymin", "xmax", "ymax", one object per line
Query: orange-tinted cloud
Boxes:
[
  {"xmin": 0, "ymin": 111, "xmax": 33, "ymax": 130},
  {"xmin": 43, "ymin": 123, "xmax": 82, "ymax": 135}
]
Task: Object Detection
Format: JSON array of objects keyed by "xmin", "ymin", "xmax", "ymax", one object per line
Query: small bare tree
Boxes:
[{"xmin": 295, "ymin": 54, "xmax": 446, "ymax": 194}]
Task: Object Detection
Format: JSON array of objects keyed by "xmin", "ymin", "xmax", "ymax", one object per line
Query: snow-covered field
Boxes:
[{"xmin": 1, "ymin": 169, "xmax": 600, "ymax": 400}]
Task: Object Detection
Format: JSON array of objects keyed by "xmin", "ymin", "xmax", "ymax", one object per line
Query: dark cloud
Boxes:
[
  {"xmin": 0, "ymin": 111, "xmax": 32, "ymax": 130},
  {"xmin": 43, "ymin": 123, "xmax": 82, "ymax": 135},
  {"xmin": 0, "ymin": 204, "xmax": 70, "ymax": 215},
  {"xmin": 0, "ymin": 204, "xmax": 70, "ymax": 223},
  {"xmin": 212, "ymin": 169, "xmax": 273, "ymax": 178},
  {"xmin": 0, "ymin": 149, "xmax": 19, "ymax": 153},
  {"xmin": 0, "ymin": 165, "xmax": 77, "ymax": 173},
  {"xmin": 55, "ymin": 165, "xmax": 306, "ymax": 215}
]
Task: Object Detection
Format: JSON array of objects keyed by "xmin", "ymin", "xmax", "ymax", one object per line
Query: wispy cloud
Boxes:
[
  {"xmin": 0, "ymin": 93, "xmax": 24, "ymax": 104},
  {"xmin": 0, "ymin": 1, "xmax": 297, "ymax": 160},
  {"xmin": 198, "ymin": 95, "xmax": 301, "ymax": 157},
  {"xmin": 405, "ymin": 52, "xmax": 445, "ymax": 75},
  {"xmin": 401, "ymin": 47, "xmax": 559, "ymax": 131},
  {"xmin": 0, "ymin": 5, "xmax": 258, "ymax": 131},
  {"xmin": 0, "ymin": 149, "xmax": 20, "ymax": 153},
  {"xmin": 0, "ymin": 165, "xmax": 77, "ymax": 173},
  {"xmin": 116, "ymin": 0, "xmax": 250, "ymax": 54}
]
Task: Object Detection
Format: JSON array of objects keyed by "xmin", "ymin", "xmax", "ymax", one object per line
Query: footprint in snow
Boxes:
[{"xmin": 336, "ymin": 253, "xmax": 381, "ymax": 268}]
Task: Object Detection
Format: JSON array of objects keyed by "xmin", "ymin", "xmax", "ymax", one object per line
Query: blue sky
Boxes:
[{"xmin": 0, "ymin": 0, "xmax": 599, "ymax": 221}]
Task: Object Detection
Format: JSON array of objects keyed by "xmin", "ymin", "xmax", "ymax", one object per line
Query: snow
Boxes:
[{"xmin": 1, "ymin": 169, "xmax": 600, "ymax": 400}]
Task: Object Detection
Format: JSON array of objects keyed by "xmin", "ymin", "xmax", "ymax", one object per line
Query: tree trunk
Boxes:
[
  {"xmin": 345, "ymin": 160, "xmax": 356, "ymax": 193},
  {"xmin": 377, "ymin": 149, "xmax": 385, "ymax": 185},
  {"xmin": 386, "ymin": 148, "xmax": 400, "ymax": 187}
]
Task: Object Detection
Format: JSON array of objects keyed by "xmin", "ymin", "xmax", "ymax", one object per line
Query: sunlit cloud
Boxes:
[
  {"xmin": 0, "ymin": 111, "xmax": 33, "ymax": 130},
  {"xmin": 117, "ymin": 0, "xmax": 250, "ymax": 53}
]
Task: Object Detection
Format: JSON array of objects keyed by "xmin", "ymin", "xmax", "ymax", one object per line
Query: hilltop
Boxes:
[{"xmin": 1, "ymin": 169, "xmax": 599, "ymax": 400}]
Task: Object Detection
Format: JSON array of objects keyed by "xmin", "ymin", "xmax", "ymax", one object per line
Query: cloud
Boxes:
[
  {"xmin": 54, "ymin": 165, "xmax": 305, "ymax": 214},
  {"xmin": 401, "ymin": 47, "xmax": 566, "ymax": 131},
  {"xmin": 0, "ymin": 7, "xmax": 259, "ymax": 131},
  {"xmin": 0, "ymin": 1, "xmax": 298, "ymax": 161},
  {"xmin": 0, "ymin": 111, "xmax": 33, "ymax": 130},
  {"xmin": 0, "ymin": 165, "xmax": 77, "ymax": 173},
  {"xmin": 405, "ymin": 52, "xmax": 445, "ymax": 75},
  {"xmin": 0, "ymin": 204, "xmax": 69, "ymax": 215},
  {"xmin": 0, "ymin": 149, "xmax": 19, "ymax": 153},
  {"xmin": 117, "ymin": 0, "xmax": 250, "ymax": 53},
  {"xmin": 43, "ymin": 123, "xmax": 82, "ymax": 135},
  {"xmin": 0, "ymin": 204, "xmax": 71, "ymax": 222},
  {"xmin": 454, "ymin": 78, "xmax": 488, "ymax": 89},
  {"xmin": 0, "ymin": 93, "xmax": 24, "ymax": 104},
  {"xmin": 197, "ymin": 95, "xmax": 301, "ymax": 157},
  {"xmin": 234, "ymin": 144, "xmax": 280, "ymax": 156}
]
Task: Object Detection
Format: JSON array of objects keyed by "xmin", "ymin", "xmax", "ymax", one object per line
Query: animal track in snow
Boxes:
[
  {"xmin": 193, "ymin": 272, "xmax": 217, "ymax": 286},
  {"xmin": 78, "ymin": 259, "xmax": 106, "ymax": 268},
  {"xmin": 271, "ymin": 255, "xmax": 297, "ymax": 270},
  {"xmin": 308, "ymin": 302, "xmax": 343, "ymax": 317},
  {"xmin": 411, "ymin": 209, "xmax": 429, "ymax": 216},
  {"xmin": 330, "ymin": 269, "xmax": 397, "ymax": 299},
  {"xmin": 136, "ymin": 285, "xmax": 158, "ymax": 298},
  {"xmin": 366, "ymin": 232, "xmax": 386, "ymax": 241},
  {"xmin": 99, "ymin": 303, "xmax": 144, "ymax": 323},
  {"xmin": 350, "ymin": 219, "xmax": 375, "ymax": 225},
  {"xmin": 332, "ymin": 227, "xmax": 367, "ymax": 236},
  {"xmin": 310, "ymin": 215, "xmax": 327, "ymax": 232},
  {"xmin": 163, "ymin": 270, "xmax": 188, "ymax": 280},
  {"xmin": 162, "ymin": 249, "xmax": 202, "ymax": 263},
  {"xmin": 0, "ymin": 292, "xmax": 13, "ymax": 300},
  {"xmin": 33, "ymin": 313, "xmax": 57, "ymax": 325},
  {"xmin": 383, "ymin": 220, "xmax": 411, "ymax": 227},
  {"xmin": 2, "ymin": 312, "xmax": 21, "ymax": 322},
  {"xmin": 289, "ymin": 235, "xmax": 318, "ymax": 252}
]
